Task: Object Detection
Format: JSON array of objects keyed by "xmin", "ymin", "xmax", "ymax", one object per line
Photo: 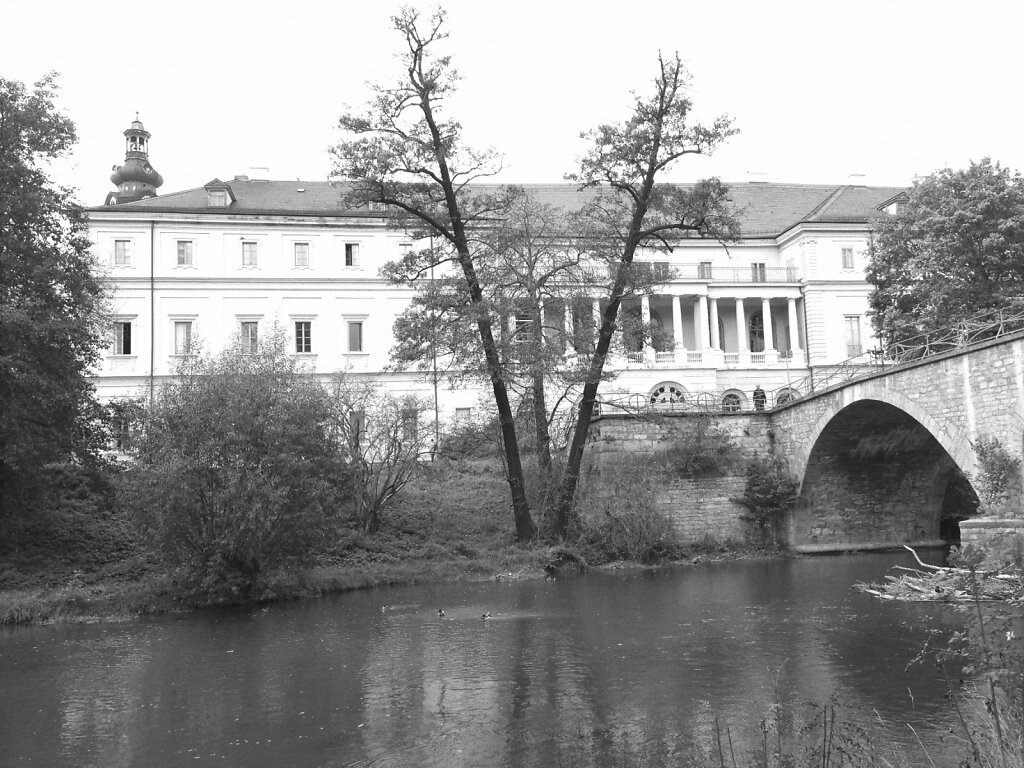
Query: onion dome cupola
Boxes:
[{"xmin": 105, "ymin": 115, "xmax": 164, "ymax": 205}]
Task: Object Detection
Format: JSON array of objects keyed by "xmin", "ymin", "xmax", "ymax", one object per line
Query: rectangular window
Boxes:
[
  {"xmin": 113, "ymin": 321, "xmax": 132, "ymax": 355},
  {"xmin": 513, "ymin": 308, "xmax": 531, "ymax": 344},
  {"xmin": 844, "ymin": 315, "xmax": 862, "ymax": 357},
  {"xmin": 347, "ymin": 321, "xmax": 363, "ymax": 352},
  {"xmin": 174, "ymin": 321, "xmax": 192, "ymax": 355},
  {"xmin": 208, "ymin": 189, "xmax": 228, "ymax": 207},
  {"xmin": 455, "ymin": 407, "xmax": 472, "ymax": 424},
  {"xmin": 295, "ymin": 321, "xmax": 311, "ymax": 353},
  {"xmin": 294, "ymin": 242, "xmax": 310, "ymax": 268},
  {"xmin": 348, "ymin": 410, "xmax": 366, "ymax": 448},
  {"xmin": 698, "ymin": 261, "xmax": 713, "ymax": 280},
  {"xmin": 841, "ymin": 247, "xmax": 854, "ymax": 270},
  {"xmin": 751, "ymin": 262, "xmax": 767, "ymax": 283},
  {"xmin": 114, "ymin": 239, "xmax": 131, "ymax": 266},
  {"xmin": 242, "ymin": 241, "xmax": 257, "ymax": 267},
  {"xmin": 652, "ymin": 261, "xmax": 670, "ymax": 280},
  {"xmin": 240, "ymin": 321, "xmax": 258, "ymax": 354},
  {"xmin": 345, "ymin": 243, "xmax": 359, "ymax": 267},
  {"xmin": 176, "ymin": 240, "xmax": 194, "ymax": 266},
  {"xmin": 399, "ymin": 242, "xmax": 412, "ymax": 254},
  {"xmin": 401, "ymin": 408, "xmax": 419, "ymax": 443}
]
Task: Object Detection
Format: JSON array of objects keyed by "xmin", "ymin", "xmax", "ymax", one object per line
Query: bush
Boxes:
[
  {"xmin": 123, "ymin": 332, "xmax": 352, "ymax": 589},
  {"xmin": 972, "ymin": 434, "xmax": 1021, "ymax": 513},
  {"xmin": 662, "ymin": 415, "xmax": 737, "ymax": 478},
  {"xmin": 436, "ymin": 412, "xmax": 503, "ymax": 461},
  {"xmin": 737, "ymin": 453, "xmax": 799, "ymax": 547},
  {"xmin": 573, "ymin": 464, "xmax": 680, "ymax": 563}
]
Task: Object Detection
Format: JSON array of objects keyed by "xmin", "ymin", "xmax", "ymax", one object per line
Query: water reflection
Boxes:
[{"xmin": 0, "ymin": 551, "xmax": 964, "ymax": 767}]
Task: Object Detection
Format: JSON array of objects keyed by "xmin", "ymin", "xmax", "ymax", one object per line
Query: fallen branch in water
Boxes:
[{"xmin": 855, "ymin": 546, "xmax": 1022, "ymax": 603}]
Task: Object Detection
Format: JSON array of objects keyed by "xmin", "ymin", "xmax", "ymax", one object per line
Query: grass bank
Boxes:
[{"xmin": 0, "ymin": 459, "xmax": 770, "ymax": 626}]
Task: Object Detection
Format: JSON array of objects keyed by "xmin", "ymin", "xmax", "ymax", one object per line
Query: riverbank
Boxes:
[
  {"xmin": 0, "ymin": 459, "xmax": 770, "ymax": 626},
  {"xmin": 0, "ymin": 539, "xmax": 766, "ymax": 626}
]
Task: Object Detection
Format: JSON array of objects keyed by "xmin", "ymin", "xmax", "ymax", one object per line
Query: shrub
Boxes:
[
  {"xmin": 662, "ymin": 415, "xmax": 737, "ymax": 478},
  {"xmin": 972, "ymin": 434, "xmax": 1021, "ymax": 513},
  {"xmin": 573, "ymin": 464, "xmax": 680, "ymax": 563},
  {"xmin": 737, "ymin": 454, "xmax": 799, "ymax": 547},
  {"xmin": 123, "ymin": 331, "xmax": 352, "ymax": 589}
]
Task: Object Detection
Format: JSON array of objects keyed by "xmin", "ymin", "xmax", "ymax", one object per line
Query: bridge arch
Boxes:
[
  {"xmin": 789, "ymin": 389, "xmax": 979, "ymax": 552},
  {"xmin": 797, "ymin": 384, "xmax": 977, "ymax": 479}
]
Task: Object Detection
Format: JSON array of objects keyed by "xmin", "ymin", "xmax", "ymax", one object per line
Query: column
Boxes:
[
  {"xmin": 640, "ymin": 295, "xmax": 652, "ymax": 360},
  {"xmin": 787, "ymin": 297, "xmax": 803, "ymax": 359},
  {"xmin": 709, "ymin": 297, "xmax": 720, "ymax": 349},
  {"xmin": 761, "ymin": 297, "xmax": 778, "ymax": 364},
  {"xmin": 735, "ymin": 298, "xmax": 748, "ymax": 352},
  {"xmin": 672, "ymin": 295, "xmax": 684, "ymax": 354},
  {"xmin": 696, "ymin": 295, "xmax": 710, "ymax": 349}
]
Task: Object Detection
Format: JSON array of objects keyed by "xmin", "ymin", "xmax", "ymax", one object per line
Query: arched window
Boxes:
[
  {"xmin": 721, "ymin": 389, "xmax": 747, "ymax": 412},
  {"xmin": 649, "ymin": 382, "xmax": 686, "ymax": 406},
  {"xmin": 775, "ymin": 388, "xmax": 799, "ymax": 406}
]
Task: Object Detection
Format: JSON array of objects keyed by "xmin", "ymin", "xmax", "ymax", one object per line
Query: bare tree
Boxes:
[
  {"xmin": 331, "ymin": 377, "xmax": 433, "ymax": 534},
  {"xmin": 388, "ymin": 186, "xmax": 674, "ymax": 489},
  {"xmin": 331, "ymin": 7, "xmax": 536, "ymax": 540},
  {"xmin": 549, "ymin": 55, "xmax": 741, "ymax": 537}
]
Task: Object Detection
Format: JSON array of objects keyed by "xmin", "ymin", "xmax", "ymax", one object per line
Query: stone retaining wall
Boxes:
[
  {"xmin": 581, "ymin": 412, "xmax": 774, "ymax": 545},
  {"xmin": 960, "ymin": 517, "xmax": 1024, "ymax": 567}
]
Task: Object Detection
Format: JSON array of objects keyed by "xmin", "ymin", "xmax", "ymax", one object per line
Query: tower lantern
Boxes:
[{"xmin": 105, "ymin": 115, "xmax": 163, "ymax": 205}]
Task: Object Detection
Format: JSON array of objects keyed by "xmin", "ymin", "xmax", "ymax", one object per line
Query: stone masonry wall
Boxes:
[
  {"xmin": 581, "ymin": 413, "xmax": 774, "ymax": 545},
  {"xmin": 582, "ymin": 333, "xmax": 1024, "ymax": 551},
  {"xmin": 960, "ymin": 518, "xmax": 1024, "ymax": 569}
]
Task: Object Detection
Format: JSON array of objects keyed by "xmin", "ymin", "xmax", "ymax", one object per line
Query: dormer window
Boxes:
[{"xmin": 208, "ymin": 189, "xmax": 228, "ymax": 207}]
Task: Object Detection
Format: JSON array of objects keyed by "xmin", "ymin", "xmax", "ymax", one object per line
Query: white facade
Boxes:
[{"xmin": 87, "ymin": 177, "xmax": 904, "ymax": 418}]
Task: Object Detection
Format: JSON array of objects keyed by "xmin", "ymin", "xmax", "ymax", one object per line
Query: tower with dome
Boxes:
[{"xmin": 104, "ymin": 116, "xmax": 163, "ymax": 205}]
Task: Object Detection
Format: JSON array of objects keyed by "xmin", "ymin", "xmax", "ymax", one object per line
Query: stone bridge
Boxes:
[
  {"xmin": 771, "ymin": 330, "xmax": 1024, "ymax": 552},
  {"xmin": 584, "ymin": 330, "xmax": 1024, "ymax": 553}
]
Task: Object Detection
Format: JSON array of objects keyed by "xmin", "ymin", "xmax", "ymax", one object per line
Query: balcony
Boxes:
[{"xmin": 569, "ymin": 263, "xmax": 800, "ymax": 285}]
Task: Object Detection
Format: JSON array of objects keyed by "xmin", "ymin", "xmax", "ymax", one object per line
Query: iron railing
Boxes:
[
  {"xmin": 593, "ymin": 305, "xmax": 1024, "ymax": 419},
  {"xmin": 785, "ymin": 305, "xmax": 1024, "ymax": 399}
]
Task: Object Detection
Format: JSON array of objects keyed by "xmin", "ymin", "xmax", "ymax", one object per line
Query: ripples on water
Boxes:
[{"xmin": 0, "ymin": 551, "xmax": 968, "ymax": 767}]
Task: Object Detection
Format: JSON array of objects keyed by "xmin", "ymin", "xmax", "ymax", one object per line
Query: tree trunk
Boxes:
[
  {"xmin": 551, "ymin": 228, "xmax": 647, "ymax": 537},
  {"xmin": 550, "ymin": 301, "xmax": 620, "ymax": 537},
  {"xmin": 360, "ymin": 498, "xmax": 379, "ymax": 534},
  {"xmin": 532, "ymin": 374, "xmax": 552, "ymax": 479},
  {"xmin": 530, "ymin": 305, "xmax": 552, "ymax": 480}
]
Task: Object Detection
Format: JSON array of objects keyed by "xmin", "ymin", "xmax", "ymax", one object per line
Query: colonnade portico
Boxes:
[{"xmin": 622, "ymin": 292, "xmax": 804, "ymax": 367}]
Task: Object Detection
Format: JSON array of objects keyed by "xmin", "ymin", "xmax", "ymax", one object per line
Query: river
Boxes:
[{"xmin": 0, "ymin": 551, "xmax": 971, "ymax": 767}]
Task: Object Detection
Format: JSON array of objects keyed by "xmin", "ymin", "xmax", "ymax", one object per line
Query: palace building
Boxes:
[{"xmin": 86, "ymin": 120, "xmax": 905, "ymax": 421}]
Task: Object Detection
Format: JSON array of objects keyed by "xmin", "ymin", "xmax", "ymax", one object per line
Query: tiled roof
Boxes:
[{"xmin": 91, "ymin": 178, "xmax": 906, "ymax": 239}]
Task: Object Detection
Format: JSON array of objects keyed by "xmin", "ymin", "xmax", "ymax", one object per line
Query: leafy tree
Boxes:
[
  {"xmin": 0, "ymin": 74, "xmax": 107, "ymax": 514},
  {"xmin": 866, "ymin": 158, "xmax": 1024, "ymax": 345},
  {"xmin": 549, "ymin": 55, "xmax": 740, "ymax": 536},
  {"xmin": 124, "ymin": 332, "xmax": 351, "ymax": 587},
  {"xmin": 331, "ymin": 7, "xmax": 536, "ymax": 541}
]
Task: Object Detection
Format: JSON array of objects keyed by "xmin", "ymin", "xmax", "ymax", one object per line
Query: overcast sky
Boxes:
[{"xmin": 5, "ymin": 0, "xmax": 1023, "ymax": 203}]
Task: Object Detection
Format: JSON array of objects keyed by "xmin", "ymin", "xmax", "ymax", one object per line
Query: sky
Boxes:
[{"xmin": 5, "ymin": 0, "xmax": 1024, "ymax": 204}]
